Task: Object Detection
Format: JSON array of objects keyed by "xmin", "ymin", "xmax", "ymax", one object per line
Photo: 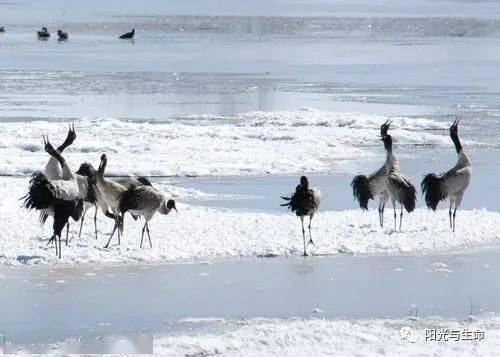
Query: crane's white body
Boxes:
[{"xmin": 439, "ymin": 151, "xmax": 471, "ymax": 207}]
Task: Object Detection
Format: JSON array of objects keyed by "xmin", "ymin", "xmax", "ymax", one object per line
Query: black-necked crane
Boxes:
[
  {"xmin": 76, "ymin": 162, "xmax": 154, "ymax": 239},
  {"xmin": 382, "ymin": 133, "xmax": 417, "ymax": 231},
  {"xmin": 281, "ymin": 176, "xmax": 321, "ymax": 256},
  {"xmin": 43, "ymin": 124, "xmax": 97, "ymax": 243},
  {"xmin": 57, "ymin": 30, "xmax": 68, "ymax": 41},
  {"xmin": 118, "ymin": 185, "xmax": 177, "ymax": 248},
  {"xmin": 421, "ymin": 118, "xmax": 471, "ymax": 232},
  {"xmin": 76, "ymin": 162, "xmax": 151, "ymax": 239},
  {"xmin": 351, "ymin": 120, "xmax": 391, "ymax": 227},
  {"xmin": 23, "ymin": 137, "xmax": 83, "ymax": 258},
  {"xmin": 94, "ymin": 154, "xmax": 129, "ymax": 248},
  {"xmin": 37, "ymin": 27, "xmax": 50, "ymax": 39},
  {"xmin": 119, "ymin": 29, "xmax": 135, "ymax": 39}
]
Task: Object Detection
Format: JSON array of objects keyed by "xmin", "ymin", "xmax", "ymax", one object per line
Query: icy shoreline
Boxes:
[
  {"xmin": 11, "ymin": 316, "xmax": 500, "ymax": 355},
  {"xmin": 1, "ymin": 177, "xmax": 499, "ymax": 266},
  {"xmin": 0, "ymin": 110, "xmax": 464, "ymax": 177},
  {"xmin": 152, "ymin": 316, "xmax": 500, "ymax": 356}
]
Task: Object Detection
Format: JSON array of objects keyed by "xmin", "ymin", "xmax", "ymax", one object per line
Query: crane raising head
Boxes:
[
  {"xmin": 380, "ymin": 119, "xmax": 392, "ymax": 138},
  {"xmin": 450, "ymin": 117, "xmax": 460, "ymax": 135}
]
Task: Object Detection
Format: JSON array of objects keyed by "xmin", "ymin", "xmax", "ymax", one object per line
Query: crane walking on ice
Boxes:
[
  {"xmin": 23, "ymin": 136, "xmax": 83, "ymax": 258},
  {"xmin": 351, "ymin": 120, "xmax": 391, "ymax": 227},
  {"xmin": 118, "ymin": 185, "xmax": 177, "ymax": 248},
  {"xmin": 421, "ymin": 118, "xmax": 471, "ymax": 232},
  {"xmin": 382, "ymin": 133, "xmax": 417, "ymax": 231},
  {"xmin": 281, "ymin": 176, "xmax": 321, "ymax": 256}
]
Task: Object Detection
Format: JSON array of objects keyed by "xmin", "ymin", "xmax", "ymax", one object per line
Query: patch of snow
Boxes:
[
  {"xmin": 0, "ymin": 111, "xmax": 476, "ymax": 177},
  {"xmin": 153, "ymin": 316, "xmax": 500, "ymax": 356},
  {"xmin": 2, "ymin": 177, "xmax": 500, "ymax": 266}
]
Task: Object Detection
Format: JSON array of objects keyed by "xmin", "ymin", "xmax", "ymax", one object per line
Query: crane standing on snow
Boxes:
[
  {"xmin": 351, "ymin": 120, "xmax": 391, "ymax": 227},
  {"xmin": 118, "ymin": 184, "xmax": 177, "ymax": 248},
  {"xmin": 421, "ymin": 118, "xmax": 471, "ymax": 232},
  {"xmin": 43, "ymin": 124, "xmax": 98, "ymax": 243},
  {"xmin": 281, "ymin": 176, "xmax": 321, "ymax": 256},
  {"xmin": 382, "ymin": 132, "xmax": 417, "ymax": 231},
  {"xmin": 94, "ymin": 154, "xmax": 128, "ymax": 248},
  {"xmin": 23, "ymin": 136, "xmax": 83, "ymax": 258}
]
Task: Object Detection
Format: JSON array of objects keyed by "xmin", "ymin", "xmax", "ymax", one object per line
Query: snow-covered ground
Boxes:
[
  {"xmin": 0, "ymin": 110, "xmax": 463, "ymax": 177},
  {"xmin": 152, "ymin": 316, "xmax": 500, "ymax": 356},
  {"xmin": 2, "ymin": 177, "xmax": 500, "ymax": 266},
  {"xmin": 11, "ymin": 316, "xmax": 500, "ymax": 355}
]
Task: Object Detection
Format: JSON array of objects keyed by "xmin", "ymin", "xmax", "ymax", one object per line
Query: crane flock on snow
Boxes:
[
  {"xmin": 22, "ymin": 125, "xmax": 177, "ymax": 258},
  {"xmin": 22, "ymin": 118, "xmax": 471, "ymax": 258}
]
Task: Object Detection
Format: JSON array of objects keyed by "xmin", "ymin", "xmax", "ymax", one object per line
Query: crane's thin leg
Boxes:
[
  {"xmin": 52, "ymin": 235, "xmax": 57, "ymax": 256},
  {"xmin": 140, "ymin": 223, "xmax": 147, "ymax": 248},
  {"xmin": 449, "ymin": 202, "xmax": 453, "ymax": 230},
  {"xmin": 117, "ymin": 215, "xmax": 122, "ymax": 245},
  {"xmin": 47, "ymin": 236, "xmax": 55, "ymax": 247},
  {"xmin": 301, "ymin": 216, "xmax": 307, "ymax": 256},
  {"xmin": 65, "ymin": 223, "xmax": 69, "ymax": 246},
  {"xmin": 94, "ymin": 206, "xmax": 98, "ymax": 240},
  {"xmin": 392, "ymin": 200, "xmax": 397, "ymax": 231},
  {"xmin": 453, "ymin": 207, "xmax": 457, "ymax": 233},
  {"xmin": 381, "ymin": 203, "xmax": 385, "ymax": 228},
  {"xmin": 79, "ymin": 209, "xmax": 87, "ymax": 238},
  {"xmin": 399, "ymin": 205, "xmax": 404, "ymax": 231},
  {"xmin": 146, "ymin": 223, "xmax": 152, "ymax": 248},
  {"xmin": 378, "ymin": 203, "xmax": 382, "ymax": 228},
  {"xmin": 307, "ymin": 215, "xmax": 314, "ymax": 245},
  {"xmin": 117, "ymin": 224, "xmax": 121, "ymax": 245},
  {"xmin": 58, "ymin": 235, "xmax": 62, "ymax": 259},
  {"xmin": 104, "ymin": 221, "xmax": 117, "ymax": 248}
]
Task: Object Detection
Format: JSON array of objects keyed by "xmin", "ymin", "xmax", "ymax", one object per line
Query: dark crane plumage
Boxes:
[
  {"xmin": 22, "ymin": 137, "xmax": 83, "ymax": 258},
  {"xmin": 281, "ymin": 176, "xmax": 321, "ymax": 256}
]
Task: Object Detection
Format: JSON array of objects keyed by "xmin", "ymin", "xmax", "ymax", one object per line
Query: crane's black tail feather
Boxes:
[
  {"xmin": 421, "ymin": 173, "xmax": 445, "ymax": 211},
  {"xmin": 21, "ymin": 171, "xmax": 55, "ymax": 210},
  {"xmin": 351, "ymin": 175, "xmax": 373, "ymax": 210}
]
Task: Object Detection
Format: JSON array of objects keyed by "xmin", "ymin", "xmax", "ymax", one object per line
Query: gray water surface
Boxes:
[{"xmin": 1, "ymin": 249, "xmax": 500, "ymax": 345}]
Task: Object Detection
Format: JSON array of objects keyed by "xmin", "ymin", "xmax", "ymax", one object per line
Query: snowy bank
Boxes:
[
  {"xmin": 1, "ymin": 178, "xmax": 500, "ymax": 266},
  {"xmin": 13, "ymin": 316, "xmax": 500, "ymax": 355},
  {"xmin": 153, "ymin": 316, "xmax": 500, "ymax": 356},
  {"xmin": 0, "ymin": 110, "xmax": 467, "ymax": 177}
]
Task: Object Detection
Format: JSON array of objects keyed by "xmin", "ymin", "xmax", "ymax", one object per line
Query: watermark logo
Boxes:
[
  {"xmin": 400, "ymin": 327, "xmax": 419, "ymax": 343},
  {"xmin": 425, "ymin": 328, "xmax": 485, "ymax": 342}
]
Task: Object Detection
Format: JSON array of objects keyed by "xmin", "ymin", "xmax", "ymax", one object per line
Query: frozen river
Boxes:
[{"xmin": 2, "ymin": 247, "xmax": 500, "ymax": 345}]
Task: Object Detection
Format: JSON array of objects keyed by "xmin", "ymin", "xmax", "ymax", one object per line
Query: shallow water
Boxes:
[
  {"xmin": 170, "ymin": 151, "xmax": 500, "ymax": 211},
  {"xmin": 1, "ymin": 247, "xmax": 500, "ymax": 345}
]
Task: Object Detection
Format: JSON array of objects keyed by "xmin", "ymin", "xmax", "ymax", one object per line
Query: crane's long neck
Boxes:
[
  {"xmin": 383, "ymin": 135, "xmax": 398, "ymax": 173},
  {"xmin": 451, "ymin": 131, "xmax": 471, "ymax": 168},
  {"xmin": 97, "ymin": 157, "xmax": 106, "ymax": 181},
  {"xmin": 450, "ymin": 131, "xmax": 462, "ymax": 154}
]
